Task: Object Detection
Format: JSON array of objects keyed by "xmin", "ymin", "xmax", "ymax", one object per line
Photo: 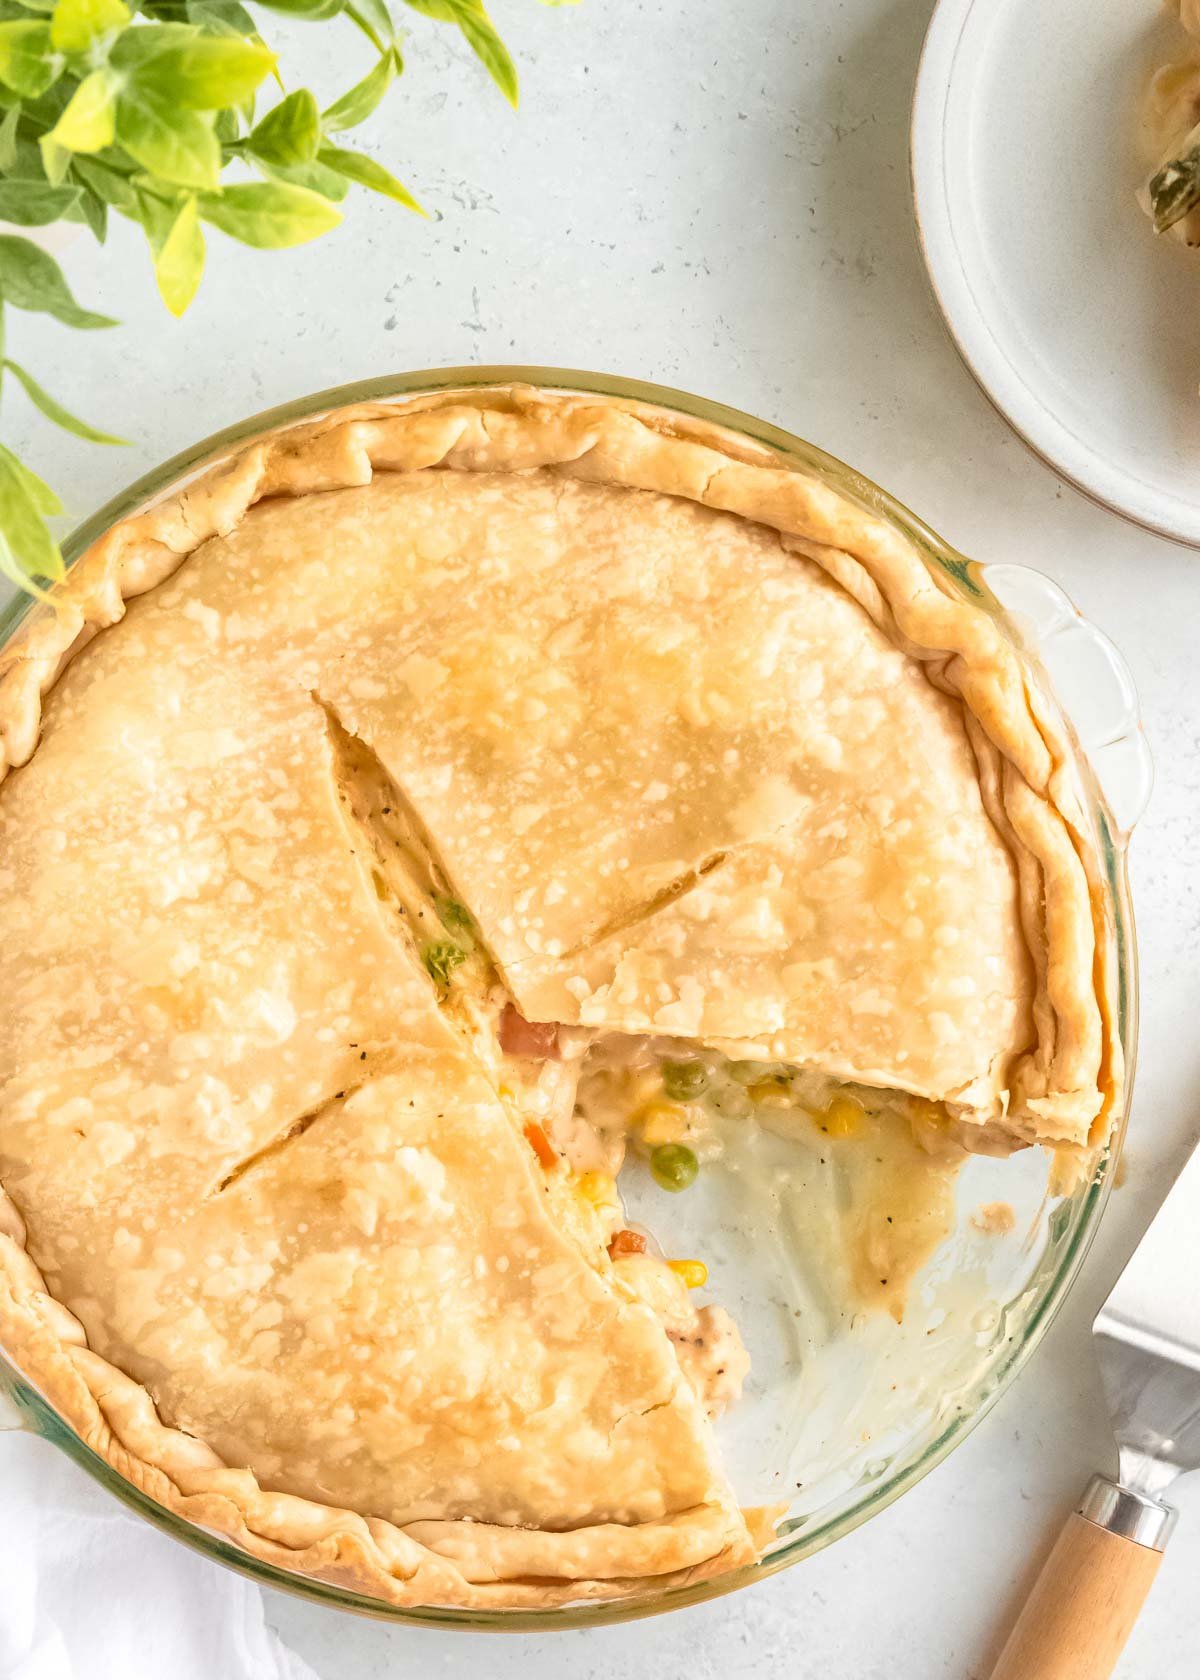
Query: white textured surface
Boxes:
[{"xmin": 2, "ymin": 0, "xmax": 1199, "ymax": 1674}]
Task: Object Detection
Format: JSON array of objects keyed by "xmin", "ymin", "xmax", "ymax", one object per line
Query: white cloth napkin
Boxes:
[{"xmin": 0, "ymin": 1433, "xmax": 319, "ymax": 1680}]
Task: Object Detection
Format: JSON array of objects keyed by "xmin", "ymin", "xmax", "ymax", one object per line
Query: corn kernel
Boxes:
[
  {"xmin": 819, "ymin": 1094, "xmax": 864, "ymax": 1137},
  {"xmin": 637, "ymin": 1099, "xmax": 688, "ymax": 1145},
  {"xmin": 576, "ymin": 1171, "xmax": 617, "ymax": 1207},
  {"xmin": 668, "ymin": 1258, "xmax": 708, "ymax": 1289},
  {"xmin": 626, "ymin": 1068, "xmax": 664, "ymax": 1109},
  {"xmin": 746, "ymin": 1077, "xmax": 794, "ymax": 1109}
]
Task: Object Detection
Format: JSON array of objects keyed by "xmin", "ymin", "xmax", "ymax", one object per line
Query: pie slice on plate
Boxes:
[{"xmin": 0, "ymin": 386, "xmax": 1119, "ymax": 1607}]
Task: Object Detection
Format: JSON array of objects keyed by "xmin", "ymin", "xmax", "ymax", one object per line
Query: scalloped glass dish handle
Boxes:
[{"xmin": 980, "ymin": 564, "xmax": 1154, "ymax": 838}]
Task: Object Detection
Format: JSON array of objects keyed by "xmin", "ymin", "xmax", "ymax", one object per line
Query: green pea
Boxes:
[
  {"xmin": 434, "ymin": 895, "xmax": 476, "ymax": 952},
  {"xmin": 661, "ymin": 1059, "xmax": 710, "ymax": 1101},
  {"xmin": 649, "ymin": 1143, "xmax": 699, "ymax": 1193},
  {"xmin": 421, "ymin": 940, "xmax": 467, "ymax": 990}
]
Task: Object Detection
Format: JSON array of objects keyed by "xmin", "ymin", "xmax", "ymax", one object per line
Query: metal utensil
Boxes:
[{"xmin": 990, "ymin": 1140, "xmax": 1200, "ymax": 1679}]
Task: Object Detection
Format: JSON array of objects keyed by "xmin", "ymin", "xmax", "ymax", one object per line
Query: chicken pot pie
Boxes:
[{"xmin": 0, "ymin": 386, "xmax": 1119, "ymax": 1608}]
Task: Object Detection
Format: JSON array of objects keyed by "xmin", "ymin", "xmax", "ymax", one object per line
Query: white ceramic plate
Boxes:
[{"xmin": 912, "ymin": 0, "xmax": 1200, "ymax": 546}]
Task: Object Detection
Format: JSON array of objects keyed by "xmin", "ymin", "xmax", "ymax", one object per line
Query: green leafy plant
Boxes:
[{"xmin": 0, "ymin": 0, "xmax": 557, "ymax": 594}]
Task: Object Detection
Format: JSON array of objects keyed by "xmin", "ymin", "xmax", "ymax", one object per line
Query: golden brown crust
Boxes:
[
  {"xmin": 0, "ymin": 384, "xmax": 1116, "ymax": 1140},
  {"xmin": 0, "ymin": 1177, "xmax": 753, "ymax": 1609},
  {"xmin": 0, "ymin": 383, "xmax": 1119, "ymax": 1606}
]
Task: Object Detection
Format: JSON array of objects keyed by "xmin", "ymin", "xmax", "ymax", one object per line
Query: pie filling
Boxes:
[
  {"xmin": 329, "ymin": 691, "xmax": 961, "ymax": 1397},
  {"xmin": 0, "ymin": 387, "xmax": 1118, "ymax": 1610},
  {"xmin": 329, "ymin": 699, "xmax": 757, "ymax": 1417}
]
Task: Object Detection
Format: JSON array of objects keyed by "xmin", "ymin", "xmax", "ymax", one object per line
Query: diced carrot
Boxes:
[
  {"xmin": 608, "ymin": 1229, "xmax": 647, "ymax": 1258},
  {"xmin": 523, "ymin": 1121, "xmax": 558, "ymax": 1169}
]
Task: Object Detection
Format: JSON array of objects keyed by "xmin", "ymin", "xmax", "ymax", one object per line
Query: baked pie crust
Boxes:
[{"xmin": 0, "ymin": 386, "xmax": 1119, "ymax": 1607}]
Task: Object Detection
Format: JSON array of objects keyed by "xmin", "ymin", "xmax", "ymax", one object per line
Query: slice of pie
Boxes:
[{"xmin": 0, "ymin": 385, "xmax": 1119, "ymax": 1608}]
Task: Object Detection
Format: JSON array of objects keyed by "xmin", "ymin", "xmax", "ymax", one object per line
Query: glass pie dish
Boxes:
[{"xmin": 0, "ymin": 367, "xmax": 1152, "ymax": 1630}]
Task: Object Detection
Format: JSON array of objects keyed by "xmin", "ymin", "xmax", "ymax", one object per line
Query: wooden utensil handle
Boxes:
[{"xmin": 989, "ymin": 1509, "xmax": 1165, "ymax": 1680}]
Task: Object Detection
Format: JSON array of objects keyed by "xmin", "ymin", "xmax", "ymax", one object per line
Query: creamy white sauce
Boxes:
[{"xmin": 535, "ymin": 1032, "xmax": 966, "ymax": 1333}]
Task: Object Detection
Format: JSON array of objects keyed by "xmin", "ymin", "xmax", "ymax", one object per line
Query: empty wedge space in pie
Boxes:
[{"xmin": 0, "ymin": 385, "xmax": 1119, "ymax": 1608}]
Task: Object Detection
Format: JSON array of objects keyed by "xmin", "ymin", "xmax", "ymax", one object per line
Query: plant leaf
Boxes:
[
  {"xmin": 246, "ymin": 85, "xmax": 317, "ymax": 165},
  {"xmin": 0, "ymin": 232, "xmax": 116, "ymax": 325},
  {"xmin": 5, "ymin": 444, "xmax": 61, "ymax": 516},
  {"xmin": 316, "ymin": 140, "xmax": 423, "ymax": 212},
  {"xmin": 401, "ymin": 0, "xmax": 459, "ymax": 20},
  {"xmin": 44, "ymin": 67, "xmax": 116, "ymax": 151},
  {"xmin": 252, "ymin": 0, "xmax": 341, "ymax": 16},
  {"xmin": 0, "ymin": 530, "xmax": 48, "ymax": 595},
  {"xmin": 49, "ymin": 0, "xmax": 128, "ymax": 53},
  {"xmin": 17, "ymin": 67, "xmax": 66, "ymax": 123},
  {"xmin": 76, "ymin": 181, "xmax": 105, "ymax": 236},
  {"xmin": 186, "ymin": 0, "xmax": 257, "ymax": 35},
  {"xmin": 0, "ymin": 100, "xmax": 18, "ymax": 166},
  {"xmin": 135, "ymin": 36, "xmax": 275, "ymax": 109},
  {"xmin": 39, "ymin": 133, "xmax": 69, "ymax": 178},
  {"xmin": 0, "ymin": 358, "xmax": 63, "ymax": 531},
  {"xmin": 4, "ymin": 356, "xmax": 126, "ymax": 440},
  {"xmin": 345, "ymin": 0, "xmax": 392, "ymax": 46},
  {"xmin": 456, "ymin": 5, "xmax": 515, "ymax": 106},
  {"xmin": 198, "ymin": 178, "xmax": 340, "ymax": 245},
  {"xmin": 131, "ymin": 176, "xmax": 182, "ymax": 248},
  {"xmin": 70, "ymin": 152, "xmax": 138, "ymax": 211},
  {"xmin": 6, "ymin": 133, "xmax": 42, "ymax": 177},
  {"xmin": 255, "ymin": 151, "xmax": 348, "ymax": 200},
  {"xmin": 321, "ymin": 44, "xmax": 394, "ymax": 133},
  {"xmin": 110, "ymin": 21, "xmax": 199, "ymax": 70},
  {"xmin": 0, "ymin": 177, "xmax": 78, "ymax": 221},
  {"xmin": 115, "ymin": 83, "xmax": 220, "ymax": 187},
  {"xmin": 0, "ymin": 441, "xmax": 63, "ymax": 585},
  {"xmin": 152, "ymin": 190, "xmax": 203, "ymax": 312},
  {"xmin": 403, "ymin": 0, "xmax": 515, "ymax": 105},
  {"xmin": 0, "ymin": 19, "xmax": 56, "ymax": 98}
]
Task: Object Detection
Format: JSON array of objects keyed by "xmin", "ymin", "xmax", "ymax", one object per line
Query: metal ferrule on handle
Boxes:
[{"xmin": 1078, "ymin": 1474, "xmax": 1177, "ymax": 1552}]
